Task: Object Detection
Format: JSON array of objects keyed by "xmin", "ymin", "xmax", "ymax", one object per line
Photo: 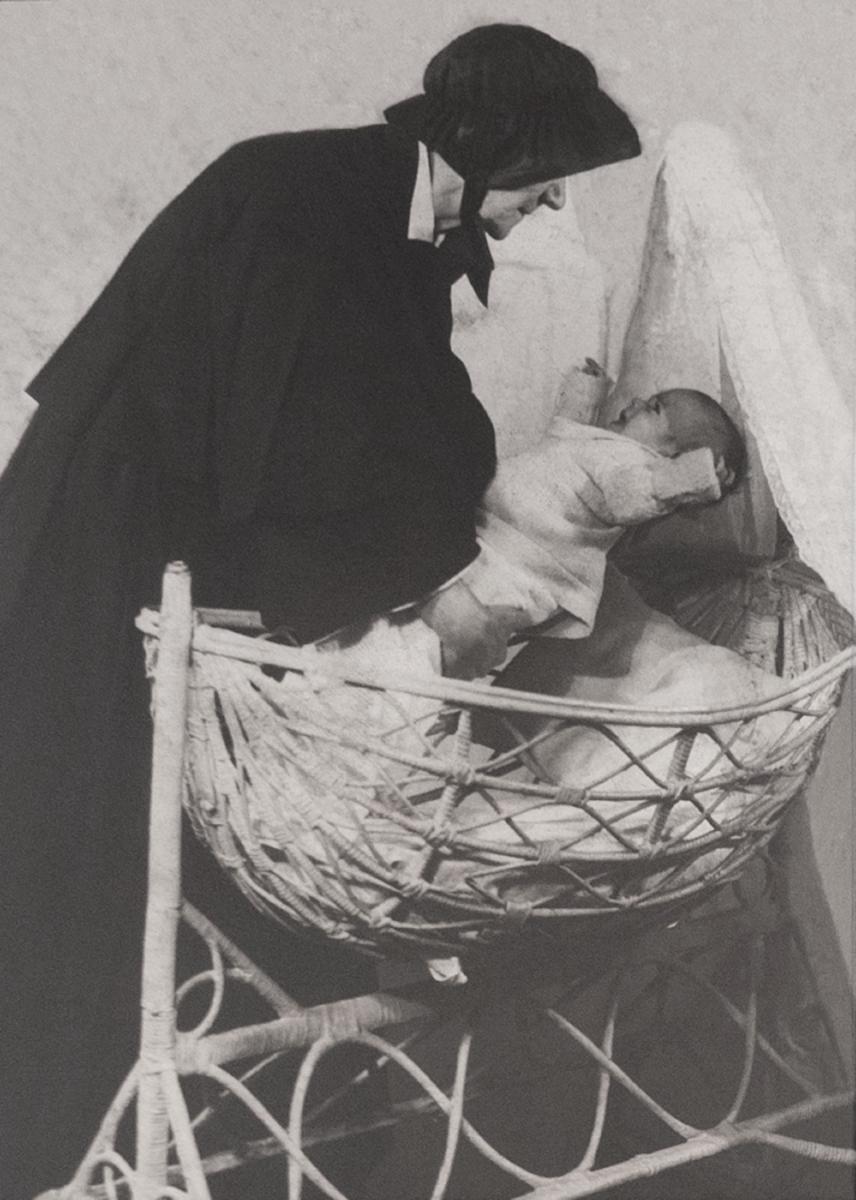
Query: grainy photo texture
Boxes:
[{"xmin": 0, "ymin": 4, "xmax": 853, "ymax": 1200}]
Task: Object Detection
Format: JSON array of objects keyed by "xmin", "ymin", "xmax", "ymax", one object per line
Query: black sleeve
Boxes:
[
  {"xmin": 247, "ymin": 249, "xmax": 495, "ymax": 640},
  {"xmin": 254, "ymin": 485, "xmax": 482, "ymax": 642}
]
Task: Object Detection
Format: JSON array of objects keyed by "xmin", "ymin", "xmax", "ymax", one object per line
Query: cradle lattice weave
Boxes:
[{"xmin": 137, "ymin": 559, "xmax": 853, "ymax": 960}]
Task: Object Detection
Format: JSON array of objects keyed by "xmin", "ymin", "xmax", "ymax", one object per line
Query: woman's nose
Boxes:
[{"xmin": 542, "ymin": 179, "xmax": 566, "ymax": 210}]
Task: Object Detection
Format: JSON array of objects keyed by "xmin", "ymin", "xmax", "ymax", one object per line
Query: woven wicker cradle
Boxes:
[
  {"xmin": 46, "ymin": 552, "xmax": 849, "ymax": 1200},
  {"xmin": 136, "ymin": 554, "xmax": 854, "ymax": 964}
]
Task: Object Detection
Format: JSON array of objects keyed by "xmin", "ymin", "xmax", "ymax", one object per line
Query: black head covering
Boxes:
[{"xmin": 385, "ymin": 23, "xmax": 641, "ymax": 220}]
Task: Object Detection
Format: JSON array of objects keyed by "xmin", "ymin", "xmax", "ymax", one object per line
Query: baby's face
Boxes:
[
  {"xmin": 610, "ymin": 390, "xmax": 734, "ymax": 491},
  {"xmin": 608, "ymin": 392, "xmax": 683, "ymax": 454}
]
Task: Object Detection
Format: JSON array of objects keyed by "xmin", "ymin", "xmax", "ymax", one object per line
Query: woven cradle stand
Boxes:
[{"xmin": 140, "ymin": 559, "xmax": 854, "ymax": 961}]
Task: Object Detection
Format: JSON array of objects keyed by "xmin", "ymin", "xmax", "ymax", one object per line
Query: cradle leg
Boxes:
[{"xmin": 136, "ymin": 563, "xmax": 194, "ymax": 1193}]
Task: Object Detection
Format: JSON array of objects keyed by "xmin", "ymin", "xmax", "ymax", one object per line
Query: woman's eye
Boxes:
[{"xmin": 650, "ymin": 399, "xmax": 661, "ymax": 414}]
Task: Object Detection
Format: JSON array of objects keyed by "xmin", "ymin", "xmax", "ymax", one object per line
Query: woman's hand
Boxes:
[{"xmin": 418, "ymin": 580, "xmax": 523, "ymax": 679}]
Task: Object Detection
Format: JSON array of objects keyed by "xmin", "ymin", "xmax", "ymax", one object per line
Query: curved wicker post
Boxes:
[{"xmin": 136, "ymin": 563, "xmax": 194, "ymax": 1192}]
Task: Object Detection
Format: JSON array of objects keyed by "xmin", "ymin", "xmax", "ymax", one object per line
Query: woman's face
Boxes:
[{"xmin": 477, "ymin": 177, "xmax": 566, "ymax": 239}]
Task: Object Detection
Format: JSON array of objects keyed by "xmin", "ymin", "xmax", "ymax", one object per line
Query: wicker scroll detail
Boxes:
[{"xmin": 138, "ymin": 563, "xmax": 853, "ymax": 959}]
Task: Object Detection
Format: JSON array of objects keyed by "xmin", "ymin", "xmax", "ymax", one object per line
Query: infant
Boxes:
[{"xmin": 458, "ymin": 386, "xmax": 747, "ymax": 643}]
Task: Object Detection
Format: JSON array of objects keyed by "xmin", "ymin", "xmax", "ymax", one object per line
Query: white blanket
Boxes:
[{"xmin": 457, "ymin": 568, "xmax": 789, "ymax": 870}]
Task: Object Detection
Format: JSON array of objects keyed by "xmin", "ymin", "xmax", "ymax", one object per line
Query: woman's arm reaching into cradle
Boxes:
[{"xmin": 418, "ymin": 579, "xmax": 524, "ymax": 679}]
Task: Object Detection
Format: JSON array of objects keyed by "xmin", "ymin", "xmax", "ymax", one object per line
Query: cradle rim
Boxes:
[{"xmin": 135, "ymin": 608, "xmax": 854, "ymax": 728}]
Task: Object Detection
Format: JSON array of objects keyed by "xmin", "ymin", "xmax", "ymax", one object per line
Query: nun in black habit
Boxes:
[{"xmin": 0, "ymin": 24, "xmax": 640, "ymax": 1198}]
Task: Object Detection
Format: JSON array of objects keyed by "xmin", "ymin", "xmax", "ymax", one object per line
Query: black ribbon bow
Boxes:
[{"xmin": 433, "ymin": 222, "xmax": 494, "ymax": 306}]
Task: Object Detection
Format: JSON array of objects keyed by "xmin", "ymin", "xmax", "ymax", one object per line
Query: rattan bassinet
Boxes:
[{"xmin": 135, "ymin": 554, "xmax": 854, "ymax": 964}]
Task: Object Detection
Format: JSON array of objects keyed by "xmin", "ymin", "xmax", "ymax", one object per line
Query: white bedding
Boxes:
[
  {"xmin": 260, "ymin": 567, "xmax": 789, "ymax": 912},
  {"xmin": 437, "ymin": 567, "xmax": 791, "ymax": 895}
]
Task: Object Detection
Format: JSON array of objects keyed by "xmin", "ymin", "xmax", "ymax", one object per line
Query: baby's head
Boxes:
[{"xmin": 608, "ymin": 388, "xmax": 746, "ymax": 493}]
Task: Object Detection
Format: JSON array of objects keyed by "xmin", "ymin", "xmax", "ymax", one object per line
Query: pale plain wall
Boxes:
[
  {"xmin": 0, "ymin": 0, "xmax": 853, "ymax": 1035},
  {"xmin": 1, "ymin": 0, "xmax": 854, "ymax": 457}
]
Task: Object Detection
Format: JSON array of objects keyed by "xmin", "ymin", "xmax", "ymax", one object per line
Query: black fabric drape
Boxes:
[{"xmin": 0, "ymin": 124, "xmax": 495, "ymax": 1197}]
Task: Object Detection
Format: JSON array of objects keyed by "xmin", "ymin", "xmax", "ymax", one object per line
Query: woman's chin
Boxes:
[{"xmin": 478, "ymin": 217, "xmax": 517, "ymax": 241}]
